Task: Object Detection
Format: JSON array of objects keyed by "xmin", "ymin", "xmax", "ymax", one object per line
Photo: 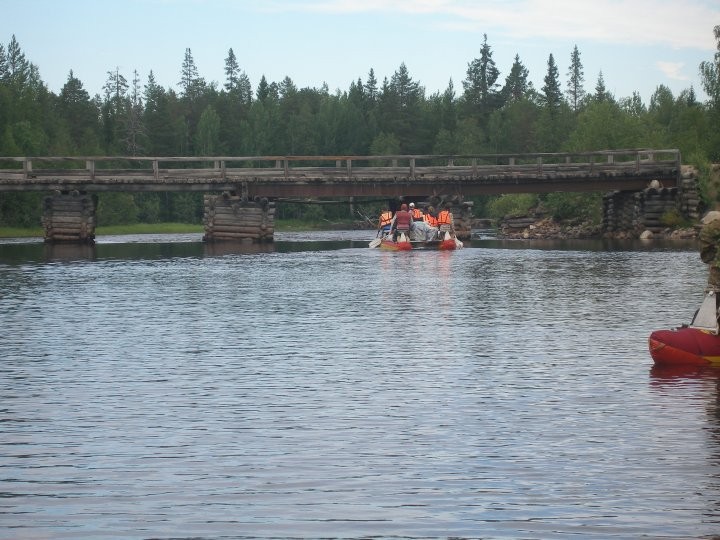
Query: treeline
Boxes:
[{"xmin": 1, "ymin": 30, "xmax": 719, "ymax": 227}]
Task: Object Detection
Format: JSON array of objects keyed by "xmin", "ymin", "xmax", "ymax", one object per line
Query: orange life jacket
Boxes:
[
  {"xmin": 424, "ymin": 212, "xmax": 438, "ymax": 227},
  {"xmin": 379, "ymin": 211, "xmax": 393, "ymax": 227},
  {"xmin": 437, "ymin": 209, "xmax": 452, "ymax": 226},
  {"xmin": 411, "ymin": 208, "xmax": 423, "ymax": 221}
]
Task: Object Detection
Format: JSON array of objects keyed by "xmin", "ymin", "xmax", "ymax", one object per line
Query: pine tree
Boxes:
[
  {"xmin": 103, "ymin": 67, "xmax": 128, "ymax": 115},
  {"xmin": 566, "ymin": 45, "xmax": 585, "ymax": 113}
]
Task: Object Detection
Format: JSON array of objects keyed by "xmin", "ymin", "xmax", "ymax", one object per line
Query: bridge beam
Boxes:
[
  {"xmin": 202, "ymin": 193, "xmax": 275, "ymax": 243},
  {"xmin": 41, "ymin": 192, "xmax": 96, "ymax": 244}
]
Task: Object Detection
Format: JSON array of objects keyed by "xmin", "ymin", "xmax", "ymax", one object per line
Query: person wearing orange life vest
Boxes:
[
  {"xmin": 377, "ymin": 206, "xmax": 393, "ymax": 236},
  {"xmin": 423, "ymin": 205, "xmax": 439, "ymax": 240},
  {"xmin": 437, "ymin": 202, "xmax": 455, "ymax": 237},
  {"xmin": 409, "ymin": 202, "xmax": 424, "ymax": 222}
]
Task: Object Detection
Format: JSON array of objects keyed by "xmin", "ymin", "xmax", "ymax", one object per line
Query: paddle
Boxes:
[{"xmin": 369, "ymin": 228, "xmax": 384, "ymax": 248}]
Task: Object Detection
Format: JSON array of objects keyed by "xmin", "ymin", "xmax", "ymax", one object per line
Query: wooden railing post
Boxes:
[
  {"xmin": 537, "ymin": 156, "xmax": 543, "ymax": 174},
  {"xmin": 346, "ymin": 158, "xmax": 352, "ymax": 178},
  {"xmin": 283, "ymin": 159, "xmax": 289, "ymax": 179},
  {"xmin": 153, "ymin": 160, "xmax": 159, "ymax": 181},
  {"xmin": 23, "ymin": 158, "xmax": 32, "ymax": 179},
  {"xmin": 410, "ymin": 158, "xmax": 415, "ymax": 178},
  {"xmin": 86, "ymin": 159, "xmax": 95, "ymax": 180}
]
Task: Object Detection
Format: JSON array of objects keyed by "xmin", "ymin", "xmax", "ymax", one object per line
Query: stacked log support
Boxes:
[
  {"xmin": 203, "ymin": 193, "xmax": 275, "ymax": 243},
  {"xmin": 642, "ymin": 186, "xmax": 679, "ymax": 232},
  {"xmin": 451, "ymin": 200, "xmax": 473, "ymax": 240},
  {"xmin": 41, "ymin": 191, "xmax": 96, "ymax": 244},
  {"xmin": 678, "ymin": 168, "xmax": 701, "ymax": 221},
  {"xmin": 602, "ymin": 191, "xmax": 639, "ymax": 233},
  {"xmin": 602, "ymin": 170, "xmax": 703, "ymax": 235}
]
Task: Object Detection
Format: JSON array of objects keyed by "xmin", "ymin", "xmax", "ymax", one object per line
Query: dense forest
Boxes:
[{"xmin": 1, "ymin": 28, "xmax": 719, "ymax": 228}]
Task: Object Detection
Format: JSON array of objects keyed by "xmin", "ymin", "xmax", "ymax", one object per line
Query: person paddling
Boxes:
[{"xmin": 378, "ymin": 206, "xmax": 393, "ymax": 237}]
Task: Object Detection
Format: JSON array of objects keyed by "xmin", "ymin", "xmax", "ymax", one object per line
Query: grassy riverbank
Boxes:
[{"xmin": 0, "ymin": 220, "xmax": 362, "ymax": 238}]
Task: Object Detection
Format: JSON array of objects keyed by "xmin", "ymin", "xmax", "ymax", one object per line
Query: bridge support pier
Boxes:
[
  {"xmin": 41, "ymin": 191, "xmax": 96, "ymax": 244},
  {"xmin": 203, "ymin": 193, "xmax": 275, "ymax": 243},
  {"xmin": 602, "ymin": 173, "xmax": 701, "ymax": 235}
]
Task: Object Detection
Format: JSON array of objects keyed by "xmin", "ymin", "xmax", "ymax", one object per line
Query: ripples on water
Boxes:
[{"xmin": 1, "ymin": 231, "xmax": 719, "ymax": 539}]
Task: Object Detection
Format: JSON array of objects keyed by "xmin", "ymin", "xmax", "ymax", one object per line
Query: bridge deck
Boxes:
[{"xmin": 0, "ymin": 149, "xmax": 681, "ymax": 197}]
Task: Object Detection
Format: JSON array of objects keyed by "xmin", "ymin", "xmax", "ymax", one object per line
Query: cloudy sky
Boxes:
[{"xmin": 3, "ymin": 0, "xmax": 718, "ymax": 104}]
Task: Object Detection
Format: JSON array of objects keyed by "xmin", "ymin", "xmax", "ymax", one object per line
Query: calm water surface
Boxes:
[{"xmin": 1, "ymin": 230, "xmax": 718, "ymax": 539}]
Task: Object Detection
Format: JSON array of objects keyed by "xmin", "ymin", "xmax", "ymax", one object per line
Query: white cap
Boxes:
[
  {"xmin": 702, "ymin": 211, "xmax": 720, "ymax": 224},
  {"xmin": 409, "ymin": 202, "xmax": 415, "ymax": 207}
]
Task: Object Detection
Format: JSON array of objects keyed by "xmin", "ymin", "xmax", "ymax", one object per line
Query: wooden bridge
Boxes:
[
  {"xmin": 0, "ymin": 149, "xmax": 686, "ymax": 244},
  {"xmin": 0, "ymin": 149, "xmax": 681, "ymax": 197}
]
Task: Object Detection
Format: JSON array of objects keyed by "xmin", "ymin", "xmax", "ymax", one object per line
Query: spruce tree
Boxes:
[
  {"xmin": 224, "ymin": 48, "xmax": 239, "ymax": 92},
  {"xmin": 566, "ymin": 45, "xmax": 585, "ymax": 113},
  {"xmin": 502, "ymin": 54, "xmax": 531, "ymax": 103},
  {"xmin": 594, "ymin": 71, "xmax": 611, "ymax": 102},
  {"xmin": 541, "ymin": 53, "xmax": 563, "ymax": 110},
  {"xmin": 462, "ymin": 34, "xmax": 502, "ymax": 122}
]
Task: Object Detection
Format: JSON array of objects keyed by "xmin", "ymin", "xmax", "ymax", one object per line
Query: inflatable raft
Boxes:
[
  {"xmin": 371, "ymin": 231, "xmax": 462, "ymax": 251},
  {"xmin": 648, "ymin": 291, "xmax": 720, "ymax": 367}
]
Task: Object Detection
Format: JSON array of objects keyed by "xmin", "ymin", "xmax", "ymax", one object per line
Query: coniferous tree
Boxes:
[
  {"xmin": 224, "ymin": 48, "xmax": 240, "ymax": 93},
  {"xmin": 502, "ymin": 54, "xmax": 532, "ymax": 103},
  {"xmin": 6, "ymin": 35, "xmax": 29, "ymax": 87},
  {"xmin": 462, "ymin": 33, "xmax": 502, "ymax": 122},
  {"xmin": 123, "ymin": 69, "xmax": 145, "ymax": 155},
  {"xmin": 57, "ymin": 70, "xmax": 99, "ymax": 149},
  {"xmin": 180, "ymin": 48, "xmax": 199, "ymax": 98},
  {"xmin": 101, "ymin": 67, "xmax": 128, "ymax": 152},
  {"xmin": 566, "ymin": 45, "xmax": 585, "ymax": 113},
  {"xmin": 0, "ymin": 44, "xmax": 8, "ymax": 81},
  {"xmin": 541, "ymin": 53, "xmax": 563, "ymax": 110},
  {"xmin": 594, "ymin": 71, "xmax": 611, "ymax": 102},
  {"xmin": 364, "ymin": 68, "xmax": 378, "ymax": 104},
  {"xmin": 195, "ymin": 105, "xmax": 221, "ymax": 155}
]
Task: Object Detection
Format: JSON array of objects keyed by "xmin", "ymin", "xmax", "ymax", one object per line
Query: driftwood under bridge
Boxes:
[{"xmin": 0, "ymin": 149, "xmax": 685, "ymax": 243}]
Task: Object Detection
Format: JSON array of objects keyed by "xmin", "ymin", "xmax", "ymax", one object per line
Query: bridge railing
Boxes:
[{"xmin": 0, "ymin": 149, "xmax": 680, "ymax": 182}]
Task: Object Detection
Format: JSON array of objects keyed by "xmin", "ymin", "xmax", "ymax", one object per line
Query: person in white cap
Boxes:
[{"xmin": 699, "ymin": 210, "xmax": 720, "ymax": 291}]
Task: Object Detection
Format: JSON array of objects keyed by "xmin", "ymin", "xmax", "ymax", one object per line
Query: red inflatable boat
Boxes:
[{"xmin": 649, "ymin": 292, "xmax": 720, "ymax": 367}]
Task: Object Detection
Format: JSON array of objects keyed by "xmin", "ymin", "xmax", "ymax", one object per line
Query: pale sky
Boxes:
[{"xmin": 2, "ymin": 0, "xmax": 718, "ymax": 105}]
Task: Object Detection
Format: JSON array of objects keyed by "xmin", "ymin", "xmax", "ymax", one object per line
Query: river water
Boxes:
[{"xmin": 1, "ymin": 230, "xmax": 718, "ymax": 539}]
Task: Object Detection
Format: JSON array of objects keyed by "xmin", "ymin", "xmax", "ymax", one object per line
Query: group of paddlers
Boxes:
[{"xmin": 377, "ymin": 201, "xmax": 455, "ymax": 242}]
